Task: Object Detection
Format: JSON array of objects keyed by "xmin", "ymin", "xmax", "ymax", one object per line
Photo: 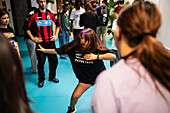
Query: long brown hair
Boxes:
[
  {"xmin": 85, "ymin": 2, "xmax": 93, "ymax": 11},
  {"xmin": 117, "ymin": 1, "xmax": 170, "ymax": 93},
  {"xmin": 60, "ymin": 28, "xmax": 108, "ymax": 53},
  {"xmin": 0, "ymin": 32, "xmax": 34, "ymax": 113}
]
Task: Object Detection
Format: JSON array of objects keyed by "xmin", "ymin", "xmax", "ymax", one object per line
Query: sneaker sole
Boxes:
[{"xmin": 71, "ymin": 108, "xmax": 77, "ymax": 113}]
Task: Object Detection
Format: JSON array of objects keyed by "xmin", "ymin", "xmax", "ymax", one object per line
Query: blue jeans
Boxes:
[{"xmin": 58, "ymin": 30, "xmax": 69, "ymax": 57}]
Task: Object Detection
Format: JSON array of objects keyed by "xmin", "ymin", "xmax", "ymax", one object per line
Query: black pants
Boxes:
[
  {"xmin": 36, "ymin": 41, "xmax": 58, "ymax": 81},
  {"xmin": 110, "ymin": 49, "xmax": 121, "ymax": 67},
  {"xmin": 73, "ymin": 29, "xmax": 83, "ymax": 38}
]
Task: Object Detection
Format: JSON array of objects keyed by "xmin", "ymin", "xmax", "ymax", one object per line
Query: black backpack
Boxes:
[{"xmin": 98, "ymin": 5, "xmax": 108, "ymax": 26}]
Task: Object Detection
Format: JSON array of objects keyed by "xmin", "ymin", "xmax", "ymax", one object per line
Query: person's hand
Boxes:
[
  {"xmin": 60, "ymin": 29, "xmax": 63, "ymax": 34},
  {"xmin": 84, "ymin": 53, "xmax": 97, "ymax": 60},
  {"xmin": 33, "ymin": 37, "xmax": 43, "ymax": 43},
  {"xmin": 50, "ymin": 35, "xmax": 58, "ymax": 41},
  {"xmin": 37, "ymin": 44, "xmax": 46, "ymax": 53}
]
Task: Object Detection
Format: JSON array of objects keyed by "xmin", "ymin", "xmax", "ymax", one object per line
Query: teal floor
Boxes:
[{"xmin": 17, "ymin": 36, "xmax": 112, "ymax": 113}]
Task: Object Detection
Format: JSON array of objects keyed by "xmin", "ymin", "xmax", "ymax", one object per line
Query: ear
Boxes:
[{"xmin": 116, "ymin": 26, "xmax": 120, "ymax": 39}]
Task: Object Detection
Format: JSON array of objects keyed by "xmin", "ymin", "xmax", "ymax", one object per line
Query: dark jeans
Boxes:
[
  {"xmin": 36, "ymin": 41, "xmax": 58, "ymax": 81},
  {"xmin": 73, "ymin": 29, "xmax": 83, "ymax": 38},
  {"xmin": 110, "ymin": 49, "xmax": 121, "ymax": 67}
]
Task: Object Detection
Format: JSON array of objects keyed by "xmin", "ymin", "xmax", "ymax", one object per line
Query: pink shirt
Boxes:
[{"xmin": 92, "ymin": 59, "xmax": 170, "ymax": 113}]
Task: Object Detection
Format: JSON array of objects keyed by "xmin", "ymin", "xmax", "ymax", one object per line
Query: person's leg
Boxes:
[
  {"xmin": 47, "ymin": 42, "xmax": 59, "ymax": 82},
  {"xmin": 101, "ymin": 26, "xmax": 107, "ymax": 46},
  {"xmin": 58, "ymin": 31, "xmax": 66, "ymax": 58},
  {"xmin": 96, "ymin": 26, "xmax": 101, "ymax": 41},
  {"xmin": 64, "ymin": 30, "xmax": 70, "ymax": 57},
  {"xmin": 47, "ymin": 53, "xmax": 58, "ymax": 80},
  {"xmin": 73, "ymin": 29, "xmax": 82, "ymax": 38},
  {"xmin": 58, "ymin": 32, "xmax": 65, "ymax": 47},
  {"xmin": 65, "ymin": 30, "xmax": 70, "ymax": 43},
  {"xmin": 36, "ymin": 46, "xmax": 46, "ymax": 87},
  {"xmin": 70, "ymin": 82, "xmax": 92, "ymax": 107},
  {"xmin": 25, "ymin": 39, "xmax": 38, "ymax": 73}
]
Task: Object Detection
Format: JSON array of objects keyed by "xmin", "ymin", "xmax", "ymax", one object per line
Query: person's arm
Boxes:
[
  {"xmin": 50, "ymin": 12, "xmax": 60, "ymax": 41},
  {"xmin": 112, "ymin": 19, "xmax": 117, "ymax": 38},
  {"xmin": 15, "ymin": 42, "xmax": 21, "ymax": 58},
  {"xmin": 24, "ymin": 12, "xmax": 43, "ymax": 43},
  {"xmin": 50, "ymin": 27, "xmax": 59, "ymax": 41},
  {"xmin": 84, "ymin": 52, "xmax": 116, "ymax": 60},
  {"xmin": 58, "ymin": 13, "xmax": 63, "ymax": 33},
  {"xmin": 37, "ymin": 44, "xmax": 57, "ymax": 54},
  {"xmin": 26, "ymin": 30, "xmax": 43, "ymax": 42},
  {"xmin": 94, "ymin": 6, "xmax": 99, "ymax": 14},
  {"xmin": 70, "ymin": 10, "xmax": 74, "ymax": 32}
]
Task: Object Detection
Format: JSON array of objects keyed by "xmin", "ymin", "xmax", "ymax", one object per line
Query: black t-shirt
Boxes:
[
  {"xmin": 0, "ymin": 26, "xmax": 17, "ymax": 42},
  {"xmin": 80, "ymin": 12, "xmax": 99, "ymax": 32},
  {"xmin": 55, "ymin": 47, "xmax": 114, "ymax": 85}
]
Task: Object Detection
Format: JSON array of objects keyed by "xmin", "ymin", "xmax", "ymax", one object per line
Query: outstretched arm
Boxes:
[
  {"xmin": 37, "ymin": 44, "xmax": 57, "ymax": 54},
  {"xmin": 84, "ymin": 53, "xmax": 116, "ymax": 60}
]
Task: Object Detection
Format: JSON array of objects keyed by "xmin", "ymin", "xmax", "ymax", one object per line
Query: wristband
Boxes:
[{"xmin": 97, "ymin": 54, "xmax": 99, "ymax": 60}]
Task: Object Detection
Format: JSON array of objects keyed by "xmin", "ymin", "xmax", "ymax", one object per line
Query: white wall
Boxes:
[
  {"xmin": 158, "ymin": 0, "xmax": 170, "ymax": 49},
  {"xmin": 31, "ymin": 0, "xmax": 39, "ymax": 8},
  {"xmin": 147, "ymin": 0, "xmax": 170, "ymax": 49}
]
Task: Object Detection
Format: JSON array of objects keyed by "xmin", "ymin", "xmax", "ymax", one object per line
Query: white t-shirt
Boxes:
[
  {"xmin": 70, "ymin": 7, "xmax": 85, "ymax": 29},
  {"xmin": 111, "ymin": 19, "xmax": 118, "ymax": 50}
]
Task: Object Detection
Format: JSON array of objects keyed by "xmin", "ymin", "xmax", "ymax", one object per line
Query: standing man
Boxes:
[
  {"xmin": 95, "ymin": 0, "xmax": 110, "ymax": 46},
  {"xmin": 70, "ymin": 0, "xmax": 85, "ymax": 38},
  {"xmin": 24, "ymin": 0, "xmax": 60, "ymax": 87}
]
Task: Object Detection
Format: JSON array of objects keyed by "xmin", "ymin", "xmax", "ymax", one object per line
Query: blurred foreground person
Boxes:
[
  {"xmin": 92, "ymin": 1, "xmax": 170, "ymax": 113},
  {"xmin": 0, "ymin": 32, "xmax": 34, "ymax": 113}
]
